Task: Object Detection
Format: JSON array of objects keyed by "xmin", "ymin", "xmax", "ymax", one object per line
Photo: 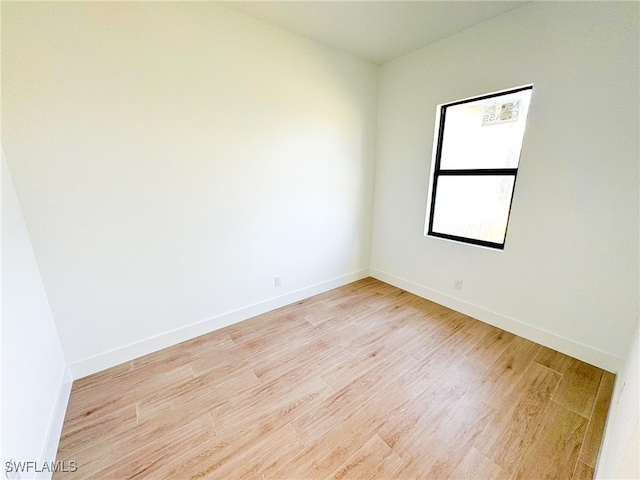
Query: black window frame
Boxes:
[{"xmin": 426, "ymin": 85, "xmax": 533, "ymax": 250}]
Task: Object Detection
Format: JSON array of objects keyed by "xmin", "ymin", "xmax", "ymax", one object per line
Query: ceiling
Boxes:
[{"xmin": 221, "ymin": 1, "xmax": 529, "ymax": 64}]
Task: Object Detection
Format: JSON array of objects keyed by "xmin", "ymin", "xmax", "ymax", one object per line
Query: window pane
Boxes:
[
  {"xmin": 439, "ymin": 89, "xmax": 531, "ymax": 170},
  {"xmin": 432, "ymin": 175, "xmax": 515, "ymax": 244}
]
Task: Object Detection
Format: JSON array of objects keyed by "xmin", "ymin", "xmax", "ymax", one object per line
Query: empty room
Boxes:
[{"xmin": 2, "ymin": 1, "xmax": 639, "ymax": 479}]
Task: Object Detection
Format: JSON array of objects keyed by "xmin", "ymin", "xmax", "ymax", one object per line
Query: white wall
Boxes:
[
  {"xmin": 2, "ymin": 2, "xmax": 378, "ymax": 376},
  {"xmin": 370, "ymin": 1, "xmax": 639, "ymax": 371},
  {"xmin": 596, "ymin": 319, "xmax": 640, "ymax": 478},
  {"xmin": 1, "ymin": 155, "xmax": 71, "ymax": 479}
]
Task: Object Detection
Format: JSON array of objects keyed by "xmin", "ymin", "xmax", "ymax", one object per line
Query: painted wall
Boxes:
[
  {"xmin": 2, "ymin": 3, "xmax": 378, "ymax": 376},
  {"xmin": 1, "ymin": 156, "xmax": 71, "ymax": 478},
  {"xmin": 596, "ymin": 319, "xmax": 640, "ymax": 478},
  {"xmin": 370, "ymin": 1, "xmax": 639, "ymax": 370}
]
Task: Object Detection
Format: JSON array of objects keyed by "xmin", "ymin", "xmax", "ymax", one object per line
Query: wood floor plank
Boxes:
[
  {"xmin": 187, "ymin": 341, "xmax": 251, "ymax": 376},
  {"xmin": 552, "ymin": 358, "xmax": 603, "ymax": 418},
  {"xmin": 300, "ymin": 302, "xmax": 340, "ymax": 325},
  {"xmin": 272, "ymin": 384, "xmax": 407, "ymax": 480},
  {"xmin": 572, "ymin": 460, "xmax": 595, "ymax": 480},
  {"xmin": 315, "ymin": 298, "xmax": 378, "ymax": 326},
  {"xmin": 512, "ymin": 401, "xmax": 588, "ymax": 480},
  {"xmin": 80, "ymin": 415, "xmax": 216, "ymax": 480},
  {"xmin": 448, "ymin": 447, "xmax": 509, "ymax": 480},
  {"xmin": 273, "ymin": 419, "xmax": 372, "ymax": 480},
  {"xmin": 461, "ymin": 316, "xmax": 496, "ymax": 339},
  {"xmin": 475, "ymin": 362, "xmax": 561, "ymax": 473},
  {"xmin": 58, "ymin": 406, "xmax": 217, "ymax": 478},
  {"xmin": 392, "ymin": 290, "xmax": 436, "ymax": 309},
  {"xmin": 471, "ymin": 336, "xmax": 542, "ymax": 408},
  {"xmin": 200, "ymin": 423, "xmax": 305, "ymax": 480},
  {"xmin": 254, "ymin": 338, "xmax": 349, "ymax": 385},
  {"xmin": 378, "ymin": 368, "xmax": 472, "ymax": 459},
  {"xmin": 407, "ymin": 329, "xmax": 478, "ymax": 374},
  {"xmin": 70, "ymin": 361, "xmax": 132, "ymax": 391},
  {"xmin": 360, "ymin": 288, "xmax": 416, "ymax": 311},
  {"xmin": 176, "ymin": 332, "xmax": 235, "ymax": 359},
  {"xmin": 322, "ymin": 326, "xmax": 419, "ymax": 390},
  {"xmin": 415, "ymin": 302, "xmax": 468, "ymax": 328},
  {"xmin": 295, "ymin": 350, "xmax": 417, "ymax": 445},
  {"xmin": 154, "ymin": 388, "xmax": 333, "ymax": 479},
  {"xmin": 190, "ymin": 316, "xmax": 348, "ymax": 378},
  {"xmin": 278, "ymin": 314, "xmax": 362, "ymax": 351},
  {"xmin": 151, "ymin": 422, "xmax": 273, "ymax": 479},
  {"xmin": 579, "ymin": 371, "xmax": 615, "ymax": 467},
  {"xmin": 400, "ymin": 316, "xmax": 473, "ymax": 360},
  {"xmin": 55, "ymin": 278, "xmax": 612, "ymax": 480},
  {"xmin": 64, "ymin": 364, "xmax": 193, "ymax": 426},
  {"xmin": 265, "ymin": 347, "xmax": 352, "ymax": 393},
  {"xmin": 534, "ymin": 346, "xmax": 573, "ymax": 373},
  {"xmin": 337, "ymin": 322, "xmax": 415, "ymax": 357},
  {"xmin": 130, "ymin": 340, "xmax": 193, "ymax": 373},
  {"xmin": 56, "ymin": 405, "xmax": 137, "ymax": 460},
  {"xmin": 228, "ymin": 313, "xmax": 311, "ymax": 346},
  {"xmin": 320, "ymin": 343, "xmax": 400, "ymax": 392},
  {"xmin": 177, "ymin": 360, "xmax": 252, "ymax": 396},
  {"xmin": 209, "ymin": 375, "xmax": 331, "ymax": 434},
  {"xmin": 215, "ymin": 313, "xmax": 266, "ymax": 339},
  {"xmin": 411, "ymin": 297, "xmax": 458, "ymax": 317},
  {"xmin": 136, "ymin": 368, "xmax": 260, "ymax": 424},
  {"xmin": 365, "ymin": 279, "xmax": 401, "ymax": 296},
  {"xmin": 400, "ymin": 305, "xmax": 447, "ymax": 332},
  {"xmin": 435, "ymin": 309, "xmax": 474, "ymax": 333},
  {"xmin": 353, "ymin": 303, "xmax": 422, "ymax": 331},
  {"xmin": 391, "ymin": 393, "xmax": 495, "ymax": 480},
  {"xmin": 465, "ymin": 327, "xmax": 515, "ymax": 367},
  {"xmin": 135, "ymin": 397, "xmax": 171, "ymax": 423},
  {"xmin": 323, "ymin": 284, "xmax": 383, "ymax": 308},
  {"xmin": 328, "ymin": 434, "xmax": 403, "ymax": 480}
]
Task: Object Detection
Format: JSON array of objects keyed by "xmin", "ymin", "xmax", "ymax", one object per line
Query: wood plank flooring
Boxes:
[{"xmin": 55, "ymin": 278, "xmax": 614, "ymax": 479}]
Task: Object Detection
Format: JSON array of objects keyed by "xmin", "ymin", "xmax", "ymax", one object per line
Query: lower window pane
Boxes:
[{"xmin": 431, "ymin": 175, "xmax": 515, "ymax": 245}]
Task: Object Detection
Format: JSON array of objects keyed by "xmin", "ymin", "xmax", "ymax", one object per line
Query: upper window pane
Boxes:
[{"xmin": 439, "ymin": 89, "xmax": 532, "ymax": 170}]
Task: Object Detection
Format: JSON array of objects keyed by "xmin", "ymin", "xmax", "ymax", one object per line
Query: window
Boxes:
[{"xmin": 425, "ymin": 85, "xmax": 533, "ymax": 250}]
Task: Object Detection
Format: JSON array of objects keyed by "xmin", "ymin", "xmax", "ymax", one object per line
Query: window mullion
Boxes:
[{"xmin": 435, "ymin": 168, "xmax": 518, "ymax": 177}]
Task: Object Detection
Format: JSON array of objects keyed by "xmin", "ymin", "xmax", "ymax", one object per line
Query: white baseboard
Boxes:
[
  {"xmin": 370, "ymin": 268, "xmax": 621, "ymax": 373},
  {"xmin": 68, "ymin": 269, "xmax": 370, "ymax": 379},
  {"xmin": 36, "ymin": 367, "xmax": 72, "ymax": 479},
  {"xmin": 68, "ymin": 266, "xmax": 620, "ymax": 379}
]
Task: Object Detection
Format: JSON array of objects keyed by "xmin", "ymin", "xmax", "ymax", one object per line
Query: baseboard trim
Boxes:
[
  {"xmin": 370, "ymin": 268, "xmax": 621, "ymax": 373},
  {"xmin": 37, "ymin": 367, "xmax": 72, "ymax": 479},
  {"xmin": 68, "ymin": 269, "xmax": 370, "ymax": 379}
]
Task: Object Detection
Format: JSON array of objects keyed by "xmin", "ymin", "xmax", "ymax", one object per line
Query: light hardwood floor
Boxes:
[{"xmin": 55, "ymin": 278, "xmax": 614, "ymax": 479}]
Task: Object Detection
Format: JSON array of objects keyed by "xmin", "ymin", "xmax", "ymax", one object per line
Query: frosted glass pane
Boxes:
[
  {"xmin": 440, "ymin": 89, "xmax": 531, "ymax": 170},
  {"xmin": 432, "ymin": 176, "xmax": 515, "ymax": 244}
]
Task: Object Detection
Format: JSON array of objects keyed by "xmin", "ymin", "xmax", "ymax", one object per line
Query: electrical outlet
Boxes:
[
  {"xmin": 453, "ymin": 279, "xmax": 463, "ymax": 290},
  {"xmin": 274, "ymin": 276, "xmax": 281, "ymax": 287}
]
